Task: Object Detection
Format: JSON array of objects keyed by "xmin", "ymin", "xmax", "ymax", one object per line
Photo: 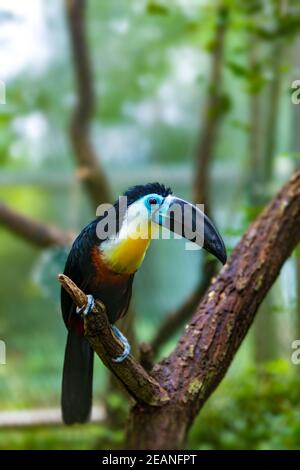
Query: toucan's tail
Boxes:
[{"xmin": 61, "ymin": 330, "xmax": 94, "ymax": 425}]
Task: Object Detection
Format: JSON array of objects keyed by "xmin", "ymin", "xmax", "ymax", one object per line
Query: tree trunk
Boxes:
[{"xmin": 127, "ymin": 405, "xmax": 190, "ymax": 450}]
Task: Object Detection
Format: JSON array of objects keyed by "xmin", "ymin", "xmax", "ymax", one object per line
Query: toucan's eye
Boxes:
[{"xmin": 148, "ymin": 197, "xmax": 158, "ymax": 205}]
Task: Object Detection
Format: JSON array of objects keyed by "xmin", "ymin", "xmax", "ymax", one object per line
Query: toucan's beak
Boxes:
[{"xmin": 152, "ymin": 195, "xmax": 227, "ymax": 265}]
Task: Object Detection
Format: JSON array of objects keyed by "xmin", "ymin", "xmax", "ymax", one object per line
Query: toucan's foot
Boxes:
[
  {"xmin": 76, "ymin": 294, "xmax": 95, "ymax": 316},
  {"xmin": 111, "ymin": 325, "xmax": 131, "ymax": 363}
]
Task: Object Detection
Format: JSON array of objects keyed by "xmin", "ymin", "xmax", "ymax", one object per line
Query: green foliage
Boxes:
[
  {"xmin": 147, "ymin": 2, "xmax": 169, "ymax": 16},
  {"xmin": 292, "ymin": 246, "xmax": 300, "ymax": 259},
  {"xmin": 235, "ymin": 0, "xmax": 264, "ymax": 16},
  {"xmin": 255, "ymin": 14, "xmax": 300, "ymax": 41},
  {"xmin": 0, "ymin": 424, "xmax": 123, "ymax": 450},
  {"xmin": 207, "ymin": 90, "xmax": 232, "ymax": 118},
  {"xmin": 226, "ymin": 60, "xmax": 268, "ymax": 94},
  {"xmin": 188, "ymin": 361, "xmax": 300, "ymax": 450},
  {"xmin": 243, "ymin": 203, "xmax": 264, "ymax": 224}
]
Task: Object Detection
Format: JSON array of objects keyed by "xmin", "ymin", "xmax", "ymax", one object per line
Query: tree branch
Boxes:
[
  {"xmin": 126, "ymin": 168, "xmax": 300, "ymax": 449},
  {"xmin": 65, "ymin": 0, "xmax": 111, "ymax": 207},
  {"xmin": 58, "ymin": 274, "xmax": 169, "ymax": 407},
  {"xmin": 0, "ymin": 202, "xmax": 73, "ymax": 248}
]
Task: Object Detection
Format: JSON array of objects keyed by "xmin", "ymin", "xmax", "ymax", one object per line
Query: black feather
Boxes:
[
  {"xmin": 61, "ymin": 219, "xmax": 98, "ymax": 327},
  {"xmin": 61, "ymin": 331, "xmax": 93, "ymax": 424},
  {"xmin": 123, "ymin": 182, "xmax": 172, "ymax": 206}
]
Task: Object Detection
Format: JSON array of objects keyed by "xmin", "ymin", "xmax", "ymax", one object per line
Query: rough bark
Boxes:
[
  {"xmin": 65, "ymin": 0, "xmax": 111, "ymax": 208},
  {"xmin": 126, "ymin": 169, "xmax": 300, "ymax": 449},
  {"xmin": 0, "ymin": 202, "xmax": 73, "ymax": 248}
]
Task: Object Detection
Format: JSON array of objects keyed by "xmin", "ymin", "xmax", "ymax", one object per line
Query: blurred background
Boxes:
[{"xmin": 0, "ymin": 0, "xmax": 300, "ymax": 450}]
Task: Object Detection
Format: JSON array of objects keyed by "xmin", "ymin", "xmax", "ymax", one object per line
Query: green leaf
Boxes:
[
  {"xmin": 226, "ymin": 61, "xmax": 249, "ymax": 78},
  {"xmin": 292, "ymin": 246, "xmax": 300, "ymax": 259},
  {"xmin": 243, "ymin": 204, "xmax": 264, "ymax": 224},
  {"xmin": 147, "ymin": 2, "xmax": 169, "ymax": 16}
]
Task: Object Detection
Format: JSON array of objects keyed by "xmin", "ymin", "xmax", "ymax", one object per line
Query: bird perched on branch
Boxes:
[{"xmin": 61, "ymin": 182, "xmax": 226, "ymax": 424}]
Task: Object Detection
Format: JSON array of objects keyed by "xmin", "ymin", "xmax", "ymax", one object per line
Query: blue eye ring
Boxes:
[{"xmin": 145, "ymin": 194, "xmax": 163, "ymax": 210}]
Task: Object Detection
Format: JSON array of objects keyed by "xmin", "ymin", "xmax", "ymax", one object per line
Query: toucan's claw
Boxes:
[
  {"xmin": 111, "ymin": 325, "xmax": 131, "ymax": 363},
  {"xmin": 76, "ymin": 294, "xmax": 95, "ymax": 316},
  {"xmin": 75, "ymin": 297, "xmax": 130, "ymax": 362}
]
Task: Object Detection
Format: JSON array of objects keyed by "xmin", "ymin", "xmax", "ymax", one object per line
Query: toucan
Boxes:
[{"xmin": 61, "ymin": 182, "xmax": 226, "ymax": 424}]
